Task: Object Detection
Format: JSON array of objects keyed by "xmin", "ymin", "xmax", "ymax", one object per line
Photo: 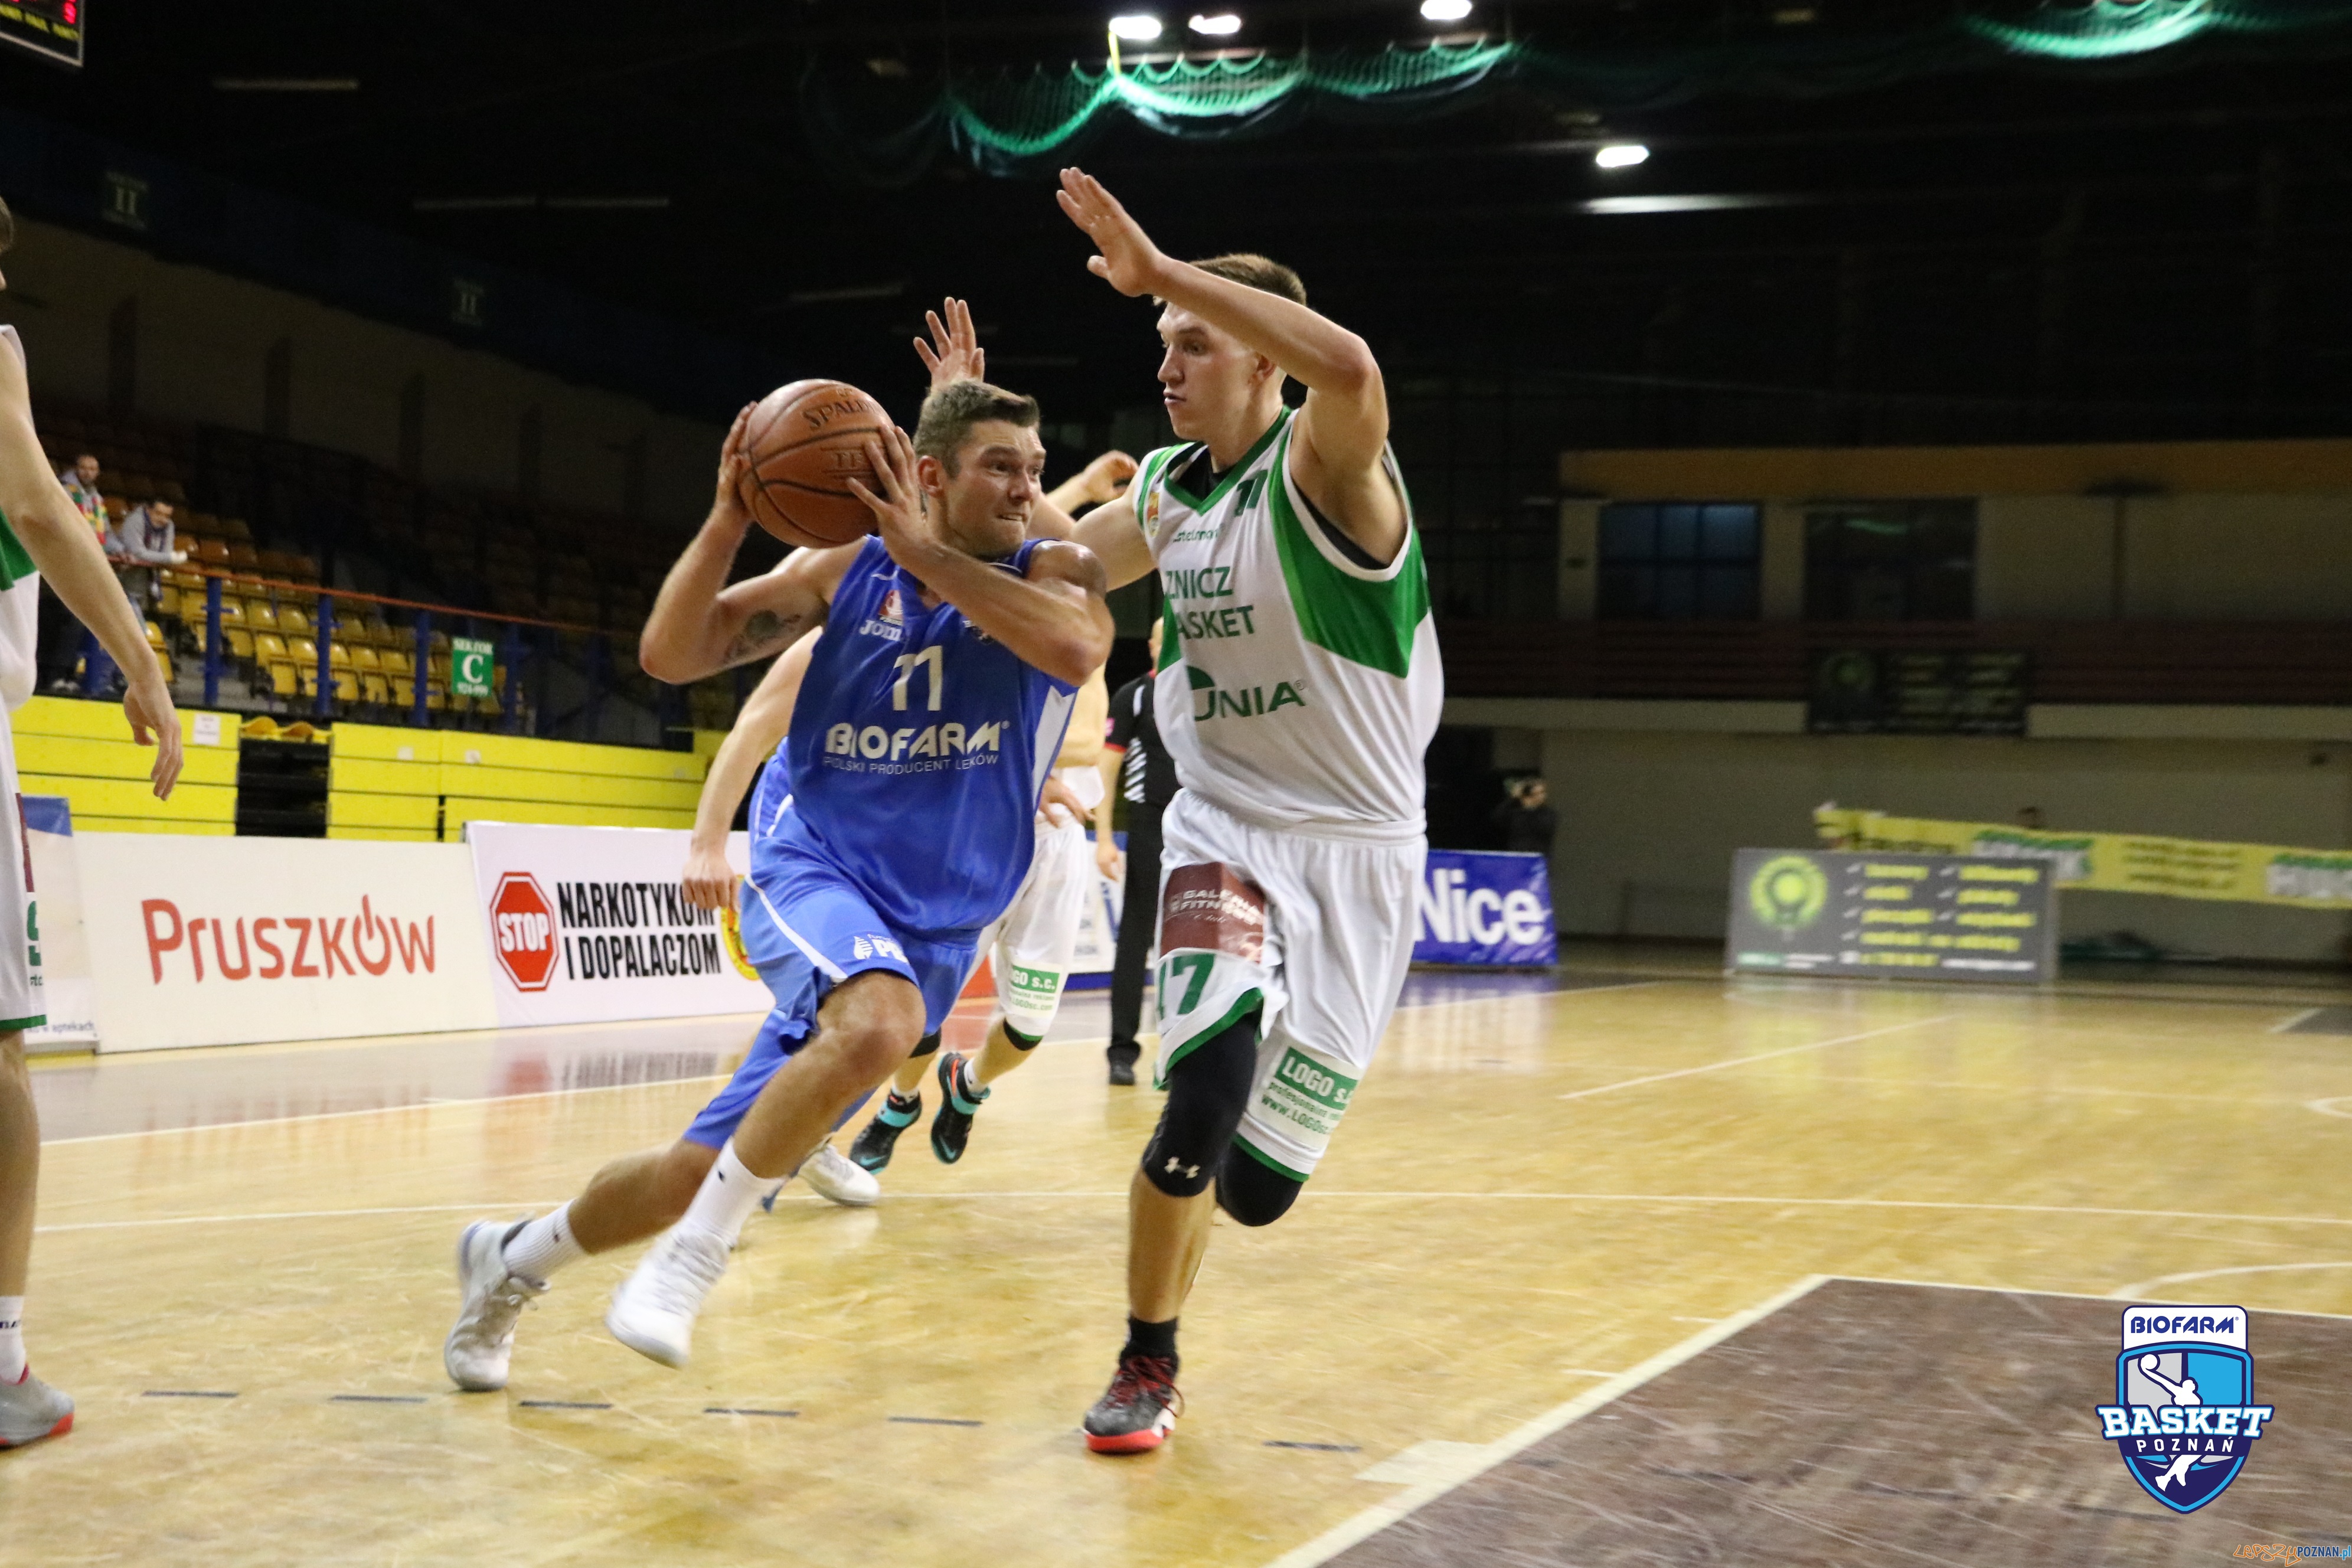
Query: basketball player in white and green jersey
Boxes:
[
  {"xmin": 0, "ymin": 197, "xmax": 185, "ymax": 1450},
  {"xmin": 1042, "ymin": 169, "xmax": 1442, "ymax": 1452}
]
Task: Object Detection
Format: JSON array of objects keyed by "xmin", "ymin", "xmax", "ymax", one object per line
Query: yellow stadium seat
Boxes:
[
  {"xmin": 152, "ymin": 649, "xmax": 172, "ymax": 684},
  {"xmin": 144, "ymin": 619, "xmax": 165, "ymax": 651},
  {"xmin": 246, "ymin": 600, "xmax": 279, "ymax": 634},
  {"xmin": 361, "ymin": 672, "xmax": 390, "ymax": 705},
  {"xmin": 226, "ymin": 626, "xmax": 255, "ymax": 661},
  {"xmin": 380, "ymin": 648, "xmax": 414, "ymax": 680},
  {"xmin": 156, "ymin": 584, "xmax": 181, "ymax": 620},
  {"xmin": 328, "ymin": 642, "xmax": 352, "ymax": 669},
  {"xmin": 279, "ymin": 606, "xmax": 311, "ymax": 637}
]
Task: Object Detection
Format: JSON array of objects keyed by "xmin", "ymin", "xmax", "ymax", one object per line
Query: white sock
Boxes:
[
  {"xmin": 679, "ymin": 1140, "xmax": 772, "ymax": 1248},
  {"xmin": 501, "ymin": 1204, "xmax": 585, "ymax": 1284},
  {"xmin": 0, "ymin": 1296, "xmax": 24, "ymax": 1384}
]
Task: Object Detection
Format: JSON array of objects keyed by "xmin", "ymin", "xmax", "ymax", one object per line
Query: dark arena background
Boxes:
[{"xmin": 1, "ymin": 3, "xmax": 2350, "ymax": 1564}]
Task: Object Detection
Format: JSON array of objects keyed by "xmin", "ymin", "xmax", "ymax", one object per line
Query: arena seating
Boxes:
[{"xmin": 31, "ymin": 400, "xmax": 743, "ymax": 734}]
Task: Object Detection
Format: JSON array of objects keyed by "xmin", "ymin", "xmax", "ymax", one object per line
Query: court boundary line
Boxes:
[
  {"xmin": 2272, "ymin": 1006, "xmax": 2325, "ymax": 1034},
  {"xmin": 1556, "ymin": 1014, "xmax": 1954, "ymax": 1102},
  {"xmin": 1257, "ymin": 1273, "xmax": 1834, "ymax": 1568},
  {"xmin": 53, "ymin": 1188, "xmax": 2352, "ymax": 1236}
]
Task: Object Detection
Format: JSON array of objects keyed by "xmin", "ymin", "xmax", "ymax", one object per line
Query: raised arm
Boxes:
[
  {"xmin": 1030, "ymin": 487, "xmax": 1157, "ymax": 591},
  {"xmin": 682, "ymin": 634, "xmax": 816, "ymax": 913},
  {"xmin": 641, "ymin": 406, "xmax": 861, "ymax": 684},
  {"xmin": 1056, "ymin": 166, "xmax": 1406, "ymax": 564},
  {"xmin": 0, "ymin": 350, "xmax": 181, "ymax": 798},
  {"xmin": 851, "ymin": 426, "xmax": 1115, "ymax": 687}
]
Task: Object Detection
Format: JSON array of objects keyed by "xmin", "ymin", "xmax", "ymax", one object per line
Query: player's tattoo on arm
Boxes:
[{"xmin": 725, "ymin": 609, "xmax": 807, "ymax": 667}]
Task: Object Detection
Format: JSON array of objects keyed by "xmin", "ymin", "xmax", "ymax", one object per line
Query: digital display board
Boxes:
[
  {"xmin": 1727, "ymin": 848, "xmax": 2056, "ymax": 984},
  {"xmin": 0, "ymin": 0, "xmax": 84, "ymax": 67},
  {"xmin": 1807, "ymin": 648, "xmax": 2030, "ymax": 736}
]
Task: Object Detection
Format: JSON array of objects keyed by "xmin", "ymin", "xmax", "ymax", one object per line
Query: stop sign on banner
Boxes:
[{"xmin": 489, "ymin": 871, "xmax": 557, "ymax": 991}]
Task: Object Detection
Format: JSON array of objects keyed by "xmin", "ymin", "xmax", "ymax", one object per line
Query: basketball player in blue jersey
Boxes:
[{"xmin": 442, "ymin": 378, "xmax": 1113, "ymax": 1388}]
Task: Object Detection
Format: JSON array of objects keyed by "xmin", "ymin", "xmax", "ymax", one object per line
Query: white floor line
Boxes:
[
  {"xmin": 1393, "ymin": 976, "xmax": 1674, "ymax": 1013},
  {"xmin": 35, "ymin": 1201, "xmax": 567, "ymax": 1234},
  {"xmin": 1556, "ymin": 1014, "xmax": 1954, "ymax": 1102},
  {"xmin": 2106, "ymin": 1259, "xmax": 2352, "ymax": 1299},
  {"xmin": 2272, "ymin": 1007, "xmax": 2325, "ymax": 1033},
  {"xmin": 81, "ymin": 1188, "xmax": 2351, "ymax": 1234},
  {"xmin": 2308, "ymin": 1096, "xmax": 2352, "ymax": 1120},
  {"xmin": 1260, "ymin": 1274, "xmax": 1833, "ymax": 1568}
]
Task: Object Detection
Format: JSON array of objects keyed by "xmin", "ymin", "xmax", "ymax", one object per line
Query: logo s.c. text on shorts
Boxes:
[
  {"xmin": 1747, "ymin": 854, "xmax": 1828, "ymax": 935},
  {"xmin": 1159, "ymin": 862, "xmax": 1268, "ymax": 962},
  {"xmin": 2095, "ymin": 1305, "xmax": 2275, "ymax": 1513},
  {"xmin": 1259, "ymin": 1045, "xmax": 1357, "ymax": 1144}
]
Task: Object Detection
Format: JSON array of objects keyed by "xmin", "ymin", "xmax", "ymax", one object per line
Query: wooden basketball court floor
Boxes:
[{"xmin": 8, "ymin": 950, "xmax": 2352, "ymax": 1565}]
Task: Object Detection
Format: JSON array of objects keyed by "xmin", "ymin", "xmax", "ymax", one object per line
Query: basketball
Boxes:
[{"xmin": 736, "ymin": 378, "xmax": 893, "ymax": 548}]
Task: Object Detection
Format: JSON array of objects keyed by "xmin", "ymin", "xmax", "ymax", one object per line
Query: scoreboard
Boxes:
[{"xmin": 0, "ymin": 0, "xmax": 83, "ymax": 67}]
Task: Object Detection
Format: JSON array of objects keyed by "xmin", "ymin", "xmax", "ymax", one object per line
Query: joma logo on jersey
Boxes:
[
  {"xmin": 1188, "ymin": 667, "xmax": 1306, "ymax": 721},
  {"xmin": 825, "ymin": 721, "xmax": 1004, "ymax": 760},
  {"xmin": 858, "ymin": 588, "xmax": 907, "ymax": 641}
]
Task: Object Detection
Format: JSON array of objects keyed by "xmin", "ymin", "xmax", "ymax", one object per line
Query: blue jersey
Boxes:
[{"xmin": 754, "ymin": 535, "xmax": 1078, "ymax": 939}]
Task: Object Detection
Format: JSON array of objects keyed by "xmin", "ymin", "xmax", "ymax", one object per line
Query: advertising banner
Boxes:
[
  {"xmin": 1413, "ymin": 850, "xmax": 1556, "ymax": 968},
  {"xmin": 1817, "ymin": 805, "xmax": 2352, "ymax": 912},
  {"xmin": 22, "ymin": 796, "xmax": 94, "ymax": 1050},
  {"xmin": 465, "ymin": 823, "xmax": 771, "ymax": 1027},
  {"xmin": 77, "ymin": 834, "xmax": 498, "ymax": 1053},
  {"xmin": 1728, "ymin": 847, "xmax": 2056, "ymax": 984}
]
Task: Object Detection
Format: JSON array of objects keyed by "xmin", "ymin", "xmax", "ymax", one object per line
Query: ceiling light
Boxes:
[
  {"xmin": 1189, "ymin": 12, "xmax": 1242, "ymax": 34},
  {"xmin": 1420, "ymin": 0, "xmax": 1473, "ymax": 21},
  {"xmin": 1594, "ymin": 143, "xmax": 1650, "ymax": 169},
  {"xmin": 1109, "ymin": 14, "xmax": 1164, "ymax": 41}
]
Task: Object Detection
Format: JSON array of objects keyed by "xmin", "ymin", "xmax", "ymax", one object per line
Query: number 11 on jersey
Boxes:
[{"xmin": 893, "ymin": 646, "xmax": 943, "ymax": 711}]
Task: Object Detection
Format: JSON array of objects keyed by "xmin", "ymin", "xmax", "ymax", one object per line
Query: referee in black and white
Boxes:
[{"xmin": 1092, "ymin": 620, "xmax": 1179, "ymax": 1086}]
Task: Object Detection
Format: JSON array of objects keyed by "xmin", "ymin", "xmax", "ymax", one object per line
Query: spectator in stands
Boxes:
[
  {"xmin": 110, "ymin": 497, "xmax": 184, "ymax": 607},
  {"xmin": 38, "ymin": 455, "xmax": 107, "ymax": 690},
  {"xmin": 1492, "ymin": 775, "xmax": 1557, "ymax": 856},
  {"xmin": 55, "ymin": 454, "xmax": 104, "ymax": 544}
]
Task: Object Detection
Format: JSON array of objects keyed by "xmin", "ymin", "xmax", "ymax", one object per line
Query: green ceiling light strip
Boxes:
[
  {"xmin": 1963, "ymin": 0, "xmax": 2352, "ymax": 60},
  {"xmin": 943, "ymin": 40, "xmax": 1518, "ymax": 162}
]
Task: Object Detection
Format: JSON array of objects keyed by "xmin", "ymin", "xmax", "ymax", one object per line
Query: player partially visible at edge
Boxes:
[
  {"xmin": 440, "ymin": 365, "xmax": 1114, "ymax": 1387},
  {"xmin": 0, "ymin": 196, "xmax": 185, "ymax": 1451},
  {"xmin": 1041, "ymin": 169, "xmax": 1442, "ymax": 1453}
]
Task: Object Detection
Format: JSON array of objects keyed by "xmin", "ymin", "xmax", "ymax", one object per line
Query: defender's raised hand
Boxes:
[
  {"xmin": 914, "ymin": 297, "xmax": 986, "ymax": 390},
  {"xmin": 1056, "ymin": 168, "xmax": 1170, "ymax": 298}
]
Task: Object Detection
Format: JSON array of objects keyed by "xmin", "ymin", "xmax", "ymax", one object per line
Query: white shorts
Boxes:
[
  {"xmin": 988, "ymin": 815, "xmax": 1095, "ymax": 1039},
  {"xmin": 0, "ymin": 705, "xmax": 43, "ymax": 1033},
  {"xmin": 1151, "ymin": 789, "xmax": 1423, "ymax": 1181}
]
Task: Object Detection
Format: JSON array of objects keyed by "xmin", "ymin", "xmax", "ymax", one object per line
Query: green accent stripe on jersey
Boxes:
[
  {"xmin": 1157, "ymin": 597, "xmax": 1182, "ymax": 672},
  {"xmin": 1131, "ymin": 446, "xmax": 1182, "ymax": 539},
  {"xmin": 1265, "ymin": 428, "xmax": 1430, "ymax": 678},
  {"xmin": 0, "ymin": 1014, "xmax": 48, "ymax": 1033},
  {"xmin": 1161, "ymin": 413, "xmax": 1287, "ymax": 511},
  {"xmin": 0, "ymin": 509, "xmax": 34, "ymax": 592}
]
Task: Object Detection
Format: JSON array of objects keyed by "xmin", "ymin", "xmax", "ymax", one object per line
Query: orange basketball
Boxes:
[{"xmin": 736, "ymin": 379, "xmax": 893, "ymax": 548}]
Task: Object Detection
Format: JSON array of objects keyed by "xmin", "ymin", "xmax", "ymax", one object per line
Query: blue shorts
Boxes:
[{"xmin": 682, "ymin": 843, "xmax": 975, "ymax": 1149}]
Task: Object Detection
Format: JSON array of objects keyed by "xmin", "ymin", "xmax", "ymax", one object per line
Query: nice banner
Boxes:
[
  {"xmin": 465, "ymin": 823, "xmax": 771, "ymax": 1028},
  {"xmin": 79, "ymin": 834, "xmax": 499, "ymax": 1053},
  {"xmin": 1414, "ymin": 850, "xmax": 1557, "ymax": 967},
  {"xmin": 1817, "ymin": 806, "xmax": 2352, "ymax": 910}
]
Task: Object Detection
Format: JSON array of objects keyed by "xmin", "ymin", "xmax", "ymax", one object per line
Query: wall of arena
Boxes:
[{"xmin": 5, "ymin": 217, "xmax": 727, "ymax": 528}]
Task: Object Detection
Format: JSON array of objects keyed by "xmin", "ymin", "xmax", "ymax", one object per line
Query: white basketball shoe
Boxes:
[
  {"xmin": 0, "ymin": 1367, "xmax": 74, "ymax": 1449},
  {"xmin": 800, "ymin": 1143, "xmax": 881, "ymax": 1207},
  {"xmin": 606, "ymin": 1226, "xmax": 730, "ymax": 1369},
  {"xmin": 444, "ymin": 1219, "xmax": 547, "ymax": 1392}
]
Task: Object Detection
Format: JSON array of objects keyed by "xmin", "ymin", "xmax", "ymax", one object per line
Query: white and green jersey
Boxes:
[
  {"xmin": 1135, "ymin": 407, "xmax": 1440, "ymax": 838},
  {"xmin": 0, "ymin": 326, "xmax": 40, "ymax": 711}
]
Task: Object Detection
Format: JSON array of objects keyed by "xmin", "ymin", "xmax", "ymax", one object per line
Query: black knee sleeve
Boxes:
[
  {"xmin": 1140, "ymin": 1014, "xmax": 1258, "ymax": 1198},
  {"xmin": 1216, "ymin": 1149, "xmax": 1304, "ymax": 1227},
  {"xmin": 908, "ymin": 1031, "xmax": 942, "ymax": 1059},
  {"xmin": 1002, "ymin": 1021, "xmax": 1041, "ymax": 1051}
]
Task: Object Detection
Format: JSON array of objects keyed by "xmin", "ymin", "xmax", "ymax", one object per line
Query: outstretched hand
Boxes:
[
  {"xmin": 713, "ymin": 402, "xmax": 754, "ymax": 522},
  {"xmin": 681, "ymin": 841, "xmax": 739, "ymax": 914},
  {"xmin": 847, "ymin": 425, "xmax": 939, "ymax": 569},
  {"xmin": 1056, "ymin": 168, "xmax": 1171, "ymax": 298},
  {"xmin": 914, "ymin": 297, "xmax": 986, "ymax": 390}
]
